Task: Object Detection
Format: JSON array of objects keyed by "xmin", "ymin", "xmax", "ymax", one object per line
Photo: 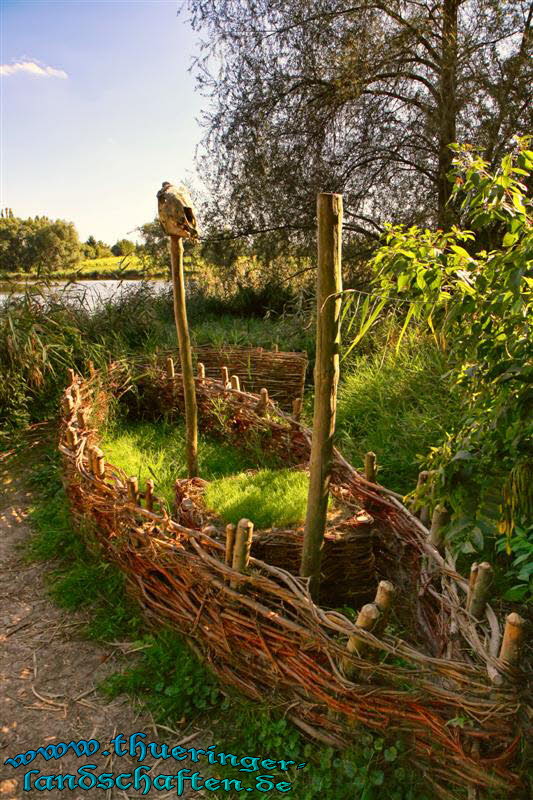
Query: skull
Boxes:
[{"xmin": 157, "ymin": 182, "xmax": 199, "ymax": 239}]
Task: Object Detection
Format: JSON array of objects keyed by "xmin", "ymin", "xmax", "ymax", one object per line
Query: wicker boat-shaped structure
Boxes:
[{"xmin": 59, "ymin": 356, "xmax": 529, "ymax": 798}]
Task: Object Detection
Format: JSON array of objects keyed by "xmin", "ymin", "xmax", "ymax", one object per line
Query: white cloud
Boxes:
[{"xmin": 0, "ymin": 60, "xmax": 68, "ymax": 79}]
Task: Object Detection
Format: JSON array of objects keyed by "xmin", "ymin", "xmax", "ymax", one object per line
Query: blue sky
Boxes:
[{"xmin": 1, "ymin": 0, "xmax": 205, "ymax": 243}]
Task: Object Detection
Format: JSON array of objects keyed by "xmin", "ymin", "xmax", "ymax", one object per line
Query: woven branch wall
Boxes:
[
  {"xmin": 189, "ymin": 345, "xmax": 308, "ymax": 410},
  {"xmin": 59, "ymin": 359, "xmax": 529, "ymax": 799}
]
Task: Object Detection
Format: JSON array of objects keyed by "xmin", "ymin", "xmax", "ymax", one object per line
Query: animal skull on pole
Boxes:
[{"xmin": 157, "ymin": 182, "xmax": 199, "ymax": 477}]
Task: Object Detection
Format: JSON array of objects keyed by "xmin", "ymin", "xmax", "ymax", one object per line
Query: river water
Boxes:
[{"xmin": 0, "ymin": 279, "xmax": 169, "ymax": 310}]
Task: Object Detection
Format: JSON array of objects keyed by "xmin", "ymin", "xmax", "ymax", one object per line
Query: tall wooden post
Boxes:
[
  {"xmin": 169, "ymin": 235, "xmax": 198, "ymax": 477},
  {"xmin": 300, "ymin": 193, "xmax": 343, "ymax": 600},
  {"xmin": 158, "ymin": 182, "xmax": 199, "ymax": 478}
]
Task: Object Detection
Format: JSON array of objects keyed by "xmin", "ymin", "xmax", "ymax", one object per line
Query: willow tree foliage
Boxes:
[{"xmin": 186, "ymin": 0, "xmax": 531, "ymax": 243}]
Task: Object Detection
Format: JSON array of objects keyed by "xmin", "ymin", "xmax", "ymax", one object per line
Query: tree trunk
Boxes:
[
  {"xmin": 437, "ymin": 0, "xmax": 459, "ymax": 229},
  {"xmin": 300, "ymin": 193, "xmax": 343, "ymax": 601},
  {"xmin": 169, "ymin": 235, "xmax": 198, "ymax": 477}
]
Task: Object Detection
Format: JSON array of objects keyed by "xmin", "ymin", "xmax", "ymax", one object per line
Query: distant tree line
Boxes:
[
  {"xmin": 0, "ymin": 215, "xmax": 81, "ymax": 274},
  {"xmin": 0, "ymin": 214, "xmax": 136, "ymax": 273}
]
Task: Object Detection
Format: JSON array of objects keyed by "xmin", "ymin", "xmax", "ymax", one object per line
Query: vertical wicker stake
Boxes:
[
  {"xmin": 230, "ymin": 375, "xmax": 241, "ymax": 391},
  {"xmin": 145, "ymin": 479, "xmax": 154, "ymax": 512},
  {"xmin": 468, "ymin": 562, "xmax": 493, "ymax": 620},
  {"xmin": 77, "ymin": 408, "xmax": 88, "ymax": 429},
  {"xmin": 292, "ymin": 397, "xmax": 302, "ymax": 421},
  {"xmin": 197, "ymin": 362, "xmax": 205, "ymax": 383},
  {"xmin": 225, "ymin": 523, "xmax": 236, "ymax": 566},
  {"xmin": 88, "ymin": 360, "xmax": 95, "ymax": 377},
  {"xmin": 87, "ymin": 446, "xmax": 97, "ymax": 474},
  {"xmin": 93, "ymin": 448, "xmax": 105, "ymax": 479},
  {"xmin": 67, "ymin": 367, "xmax": 75, "ymax": 385},
  {"xmin": 231, "ymin": 519, "xmax": 254, "ymax": 590},
  {"xmin": 256, "ymin": 388, "xmax": 269, "ymax": 416},
  {"xmin": 498, "ymin": 612, "xmax": 525, "ymax": 667},
  {"xmin": 166, "ymin": 356, "xmax": 175, "ymax": 380},
  {"xmin": 466, "ymin": 562, "xmax": 479, "ymax": 610},
  {"xmin": 221, "ymin": 366, "xmax": 229, "ymax": 387},
  {"xmin": 414, "ymin": 470, "xmax": 430, "ymax": 525},
  {"xmin": 66, "ymin": 428, "xmax": 78, "ymax": 448},
  {"xmin": 374, "ymin": 580, "xmax": 395, "ymax": 635},
  {"xmin": 157, "ymin": 182, "xmax": 199, "ymax": 478},
  {"xmin": 343, "ymin": 602, "xmax": 380, "ymax": 678},
  {"xmin": 301, "ymin": 192, "xmax": 343, "ymax": 601},
  {"xmin": 127, "ymin": 476, "xmax": 139, "ymax": 505},
  {"xmin": 428, "ymin": 504, "xmax": 449, "ymax": 553},
  {"xmin": 272, "ymin": 343, "xmax": 279, "ymax": 352},
  {"xmin": 63, "ymin": 395, "xmax": 74, "ymax": 415},
  {"xmin": 364, "ymin": 452, "xmax": 377, "ymax": 483}
]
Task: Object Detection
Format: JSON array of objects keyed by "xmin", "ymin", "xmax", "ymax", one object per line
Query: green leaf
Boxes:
[
  {"xmin": 450, "ymin": 245, "xmax": 472, "ymax": 260},
  {"xmin": 503, "ymin": 232, "xmax": 518, "ymax": 247}
]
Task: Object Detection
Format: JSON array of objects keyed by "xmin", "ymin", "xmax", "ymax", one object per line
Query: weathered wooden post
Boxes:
[
  {"xmin": 498, "ymin": 612, "xmax": 525, "ymax": 668},
  {"xmin": 300, "ymin": 192, "xmax": 343, "ymax": 601},
  {"xmin": 342, "ymin": 602, "xmax": 380, "ymax": 678},
  {"xmin": 145, "ymin": 479, "xmax": 155, "ymax": 511},
  {"xmin": 468, "ymin": 561, "xmax": 493, "ymax": 620},
  {"xmin": 364, "ymin": 451, "xmax": 377, "ymax": 483},
  {"xmin": 157, "ymin": 182, "xmax": 199, "ymax": 477},
  {"xmin": 231, "ymin": 519, "xmax": 254, "ymax": 590}
]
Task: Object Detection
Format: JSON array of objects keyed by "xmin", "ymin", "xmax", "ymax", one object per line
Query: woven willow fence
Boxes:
[{"xmin": 59, "ymin": 358, "xmax": 529, "ymax": 799}]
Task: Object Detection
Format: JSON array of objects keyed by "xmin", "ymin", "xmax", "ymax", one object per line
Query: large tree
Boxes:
[{"xmin": 186, "ymin": 0, "xmax": 532, "ymax": 239}]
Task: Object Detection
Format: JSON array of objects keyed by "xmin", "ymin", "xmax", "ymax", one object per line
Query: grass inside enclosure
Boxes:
[
  {"xmin": 102, "ymin": 420, "xmax": 309, "ymax": 527},
  {"xmin": 101, "ymin": 420, "xmax": 259, "ymax": 507},
  {"xmin": 205, "ymin": 468, "xmax": 313, "ymax": 529}
]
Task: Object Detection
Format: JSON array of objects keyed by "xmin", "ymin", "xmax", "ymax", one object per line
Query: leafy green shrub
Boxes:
[{"xmin": 356, "ymin": 138, "xmax": 532, "ymax": 595}]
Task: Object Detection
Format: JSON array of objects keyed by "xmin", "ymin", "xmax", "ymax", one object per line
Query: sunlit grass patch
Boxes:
[
  {"xmin": 204, "ymin": 468, "xmax": 311, "ymax": 528},
  {"xmin": 101, "ymin": 420, "xmax": 259, "ymax": 507}
]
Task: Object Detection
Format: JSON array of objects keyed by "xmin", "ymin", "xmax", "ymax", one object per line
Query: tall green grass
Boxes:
[
  {"xmin": 0, "ymin": 284, "xmax": 311, "ymax": 431},
  {"xmin": 337, "ymin": 328, "xmax": 459, "ymax": 495}
]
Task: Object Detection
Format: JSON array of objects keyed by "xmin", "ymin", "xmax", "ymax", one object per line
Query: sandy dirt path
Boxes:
[{"xmin": 0, "ymin": 442, "xmax": 206, "ymax": 800}]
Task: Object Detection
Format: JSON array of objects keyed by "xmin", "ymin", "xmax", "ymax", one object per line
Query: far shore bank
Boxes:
[{"xmin": 0, "ymin": 269, "xmax": 168, "ymax": 290}]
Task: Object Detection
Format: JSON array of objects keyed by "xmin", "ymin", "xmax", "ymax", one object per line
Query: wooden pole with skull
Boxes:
[{"xmin": 157, "ymin": 182, "xmax": 199, "ymax": 477}]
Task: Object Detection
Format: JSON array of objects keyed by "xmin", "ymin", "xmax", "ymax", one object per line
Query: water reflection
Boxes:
[{"xmin": 0, "ymin": 279, "xmax": 169, "ymax": 310}]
